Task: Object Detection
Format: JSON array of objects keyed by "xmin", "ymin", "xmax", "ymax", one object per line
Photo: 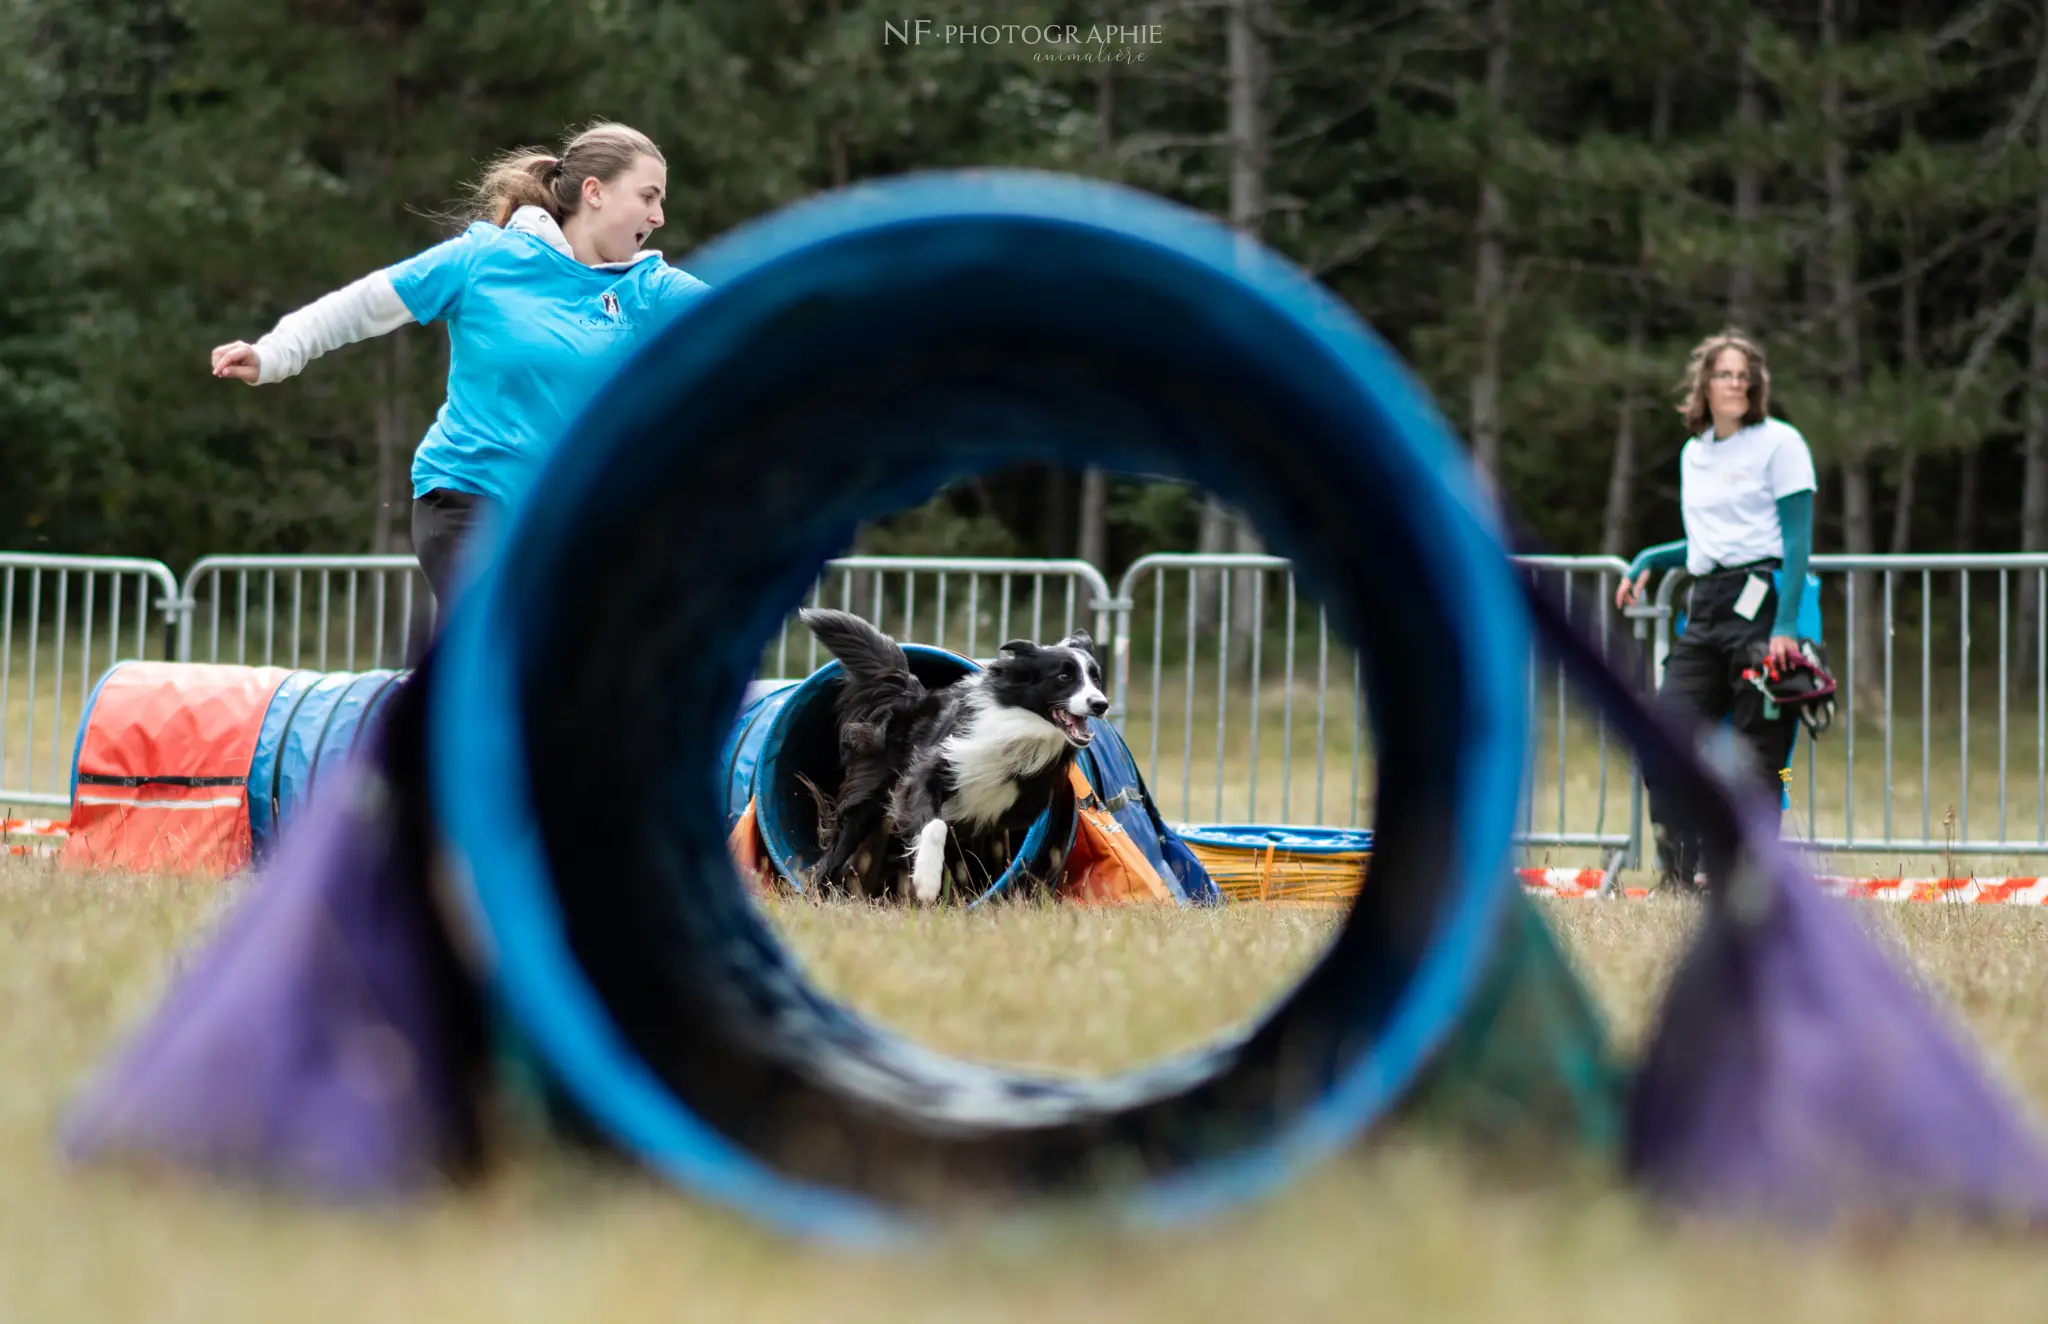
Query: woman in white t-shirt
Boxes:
[{"xmin": 1615, "ymin": 329, "xmax": 1817, "ymax": 892}]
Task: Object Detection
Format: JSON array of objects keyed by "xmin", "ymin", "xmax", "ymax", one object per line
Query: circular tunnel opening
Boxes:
[{"xmin": 427, "ymin": 171, "xmax": 1531, "ymax": 1243}]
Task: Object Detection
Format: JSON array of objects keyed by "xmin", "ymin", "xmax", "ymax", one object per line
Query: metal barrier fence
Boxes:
[
  {"xmin": 10, "ymin": 546, "xmax": 2048, "ymax": 868},
  {"xmin": 1515, "ymin": 555, "xmax": 1648, "ymax": 865},
  {"xmin": 1, "ymin": 554, "xmax": 183, "ymax": 807},
  {"xmin": 1108, "ymin": 552, "xmax": 1357, "ymax": 829},
  {"xmin": 1107, "ymin": 552, "xmax": 1644, "ymax": 865},
  {"xmin": 177, "ymin": 555, "xmax": 435, "ymax": 671},
  {"xmin": 1654, "ymin": 554, "xmax": 2048, "ymax": 862},
  {"xmin": 175, "ymin": 554, "xmax": 1114, "ymax": 680}
]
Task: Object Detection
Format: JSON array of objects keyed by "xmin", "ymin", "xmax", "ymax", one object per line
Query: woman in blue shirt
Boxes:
[
  {"xmin": 1615, "ymin": 328, "xmax": 1818, "ymax": 892},
  {"xmin": 209, "ymin": 120, "xmax": 711, "ymax": 608}
]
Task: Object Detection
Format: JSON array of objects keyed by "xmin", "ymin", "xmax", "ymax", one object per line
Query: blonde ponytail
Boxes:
[
  {"xmin": 461, "ymin": 122, "xmax": 664, "ymax": 228},
  {"xmin": 468, "ymin": 151, "xmax": 570, "ymax": 226}
]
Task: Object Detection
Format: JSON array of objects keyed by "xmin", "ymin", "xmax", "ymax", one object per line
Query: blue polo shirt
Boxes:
[{"xmin": 386, "ymin": 222, "xmax": 710, "ymax": 508}]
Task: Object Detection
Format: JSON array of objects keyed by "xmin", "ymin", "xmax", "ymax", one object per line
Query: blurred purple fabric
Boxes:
[
  {"xmin": 1516, "ymin": 569, "xmax": 2048, "ymax": 1230},
  {"xmin": 60, "ymin": 670, "xmax": 487, "ymax": 1199},
  {"xmin": 1624, "ymin": 809, "xmax": 2048, "ymax": 1228}
]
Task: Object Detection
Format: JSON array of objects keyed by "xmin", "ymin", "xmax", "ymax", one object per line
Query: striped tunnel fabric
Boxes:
[{"xmin": 58, "ymin": 662, "xmax": 293, "ymax": 875}]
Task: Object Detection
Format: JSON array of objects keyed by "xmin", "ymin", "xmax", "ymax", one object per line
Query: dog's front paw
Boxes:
[{"xmin": 911, "ymin": 820, "xmax": 949, "ymax": 903}]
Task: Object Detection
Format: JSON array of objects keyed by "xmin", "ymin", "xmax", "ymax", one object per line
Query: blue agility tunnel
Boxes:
[
  {"xmin": 421, "ymin": 167, "xmax": 1536, "ymax": 1245},
  {"xmin": 61, "ymin": 661, "xmax": 406, "ymax": 871}
]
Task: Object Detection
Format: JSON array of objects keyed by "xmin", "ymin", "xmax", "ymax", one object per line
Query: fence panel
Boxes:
[
  {"xmin": 176, "ymin": 552, "xmax": 1115, "ymax": 684},
  {"xmin": 1515, "ymin": 556, "xmax": 1646, "ymax": 863},
  {"xmin": 1107, "ymin": 553, "xmax": 1345, "ymax": 828},
  {"xmin": 177, "ymin": 555, "xmax": 434, "ymax": 672},
  {"xmin": 1109, "ymin": 553, "xmax": 1642, "ymax": 860},
  {"xmin": 1654, "ymin": 553, "xmax": 2048, "ymax": 865},
  {"xmin": 1, "ymin": 553, "xmax": 182, "ymax": 809}
]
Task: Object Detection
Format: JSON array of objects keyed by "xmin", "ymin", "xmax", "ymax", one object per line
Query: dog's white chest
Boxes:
[{"xmin": 939, "ymin": 707, "xmax": 1067, "ymax": 826}]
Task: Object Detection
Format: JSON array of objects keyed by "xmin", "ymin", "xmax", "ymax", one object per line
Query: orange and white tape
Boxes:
[
  {"xmin": 6, "ymin": 817, "xmax": 2043, "ymax": 903},
  {"xmin": 1808, "ymin": 876, "xmax": 2048, "ymax": 904},
  {"xmin": 1517, "ymin": 868, "xmax": 1648, "ymax": 899},
  {"xmin": 1517, "ymin": 867, "xmax": 2048, "ymax": 905},
  {"xmin": 2, "ymin": 818, "xmax": 68, "ymax": 858}
]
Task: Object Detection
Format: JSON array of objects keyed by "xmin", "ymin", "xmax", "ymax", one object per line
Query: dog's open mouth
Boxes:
[{"xmin": 1054, "ymin": 709, "xmax": 1094, "ymax": 747}]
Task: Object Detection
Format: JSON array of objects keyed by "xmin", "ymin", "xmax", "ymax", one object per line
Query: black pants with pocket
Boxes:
[
  {"xmin": 408, "ymin": 487, "xmax": 500, "ymax": 659},
  {"xmin": 1644, "ymin": 564, "xmax": 1802, "ymax": 886}
]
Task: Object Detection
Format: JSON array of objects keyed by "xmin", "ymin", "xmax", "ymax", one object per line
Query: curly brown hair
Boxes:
[
  {"xmin": 464, "ymin": 120, "xmax": 664, "ymax": 227},
  {"xmin": 1675, "ymin": 328, "xmax": 1771, "ymax": 435}
]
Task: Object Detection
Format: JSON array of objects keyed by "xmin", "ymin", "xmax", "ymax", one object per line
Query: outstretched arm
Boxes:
[{"xmin": 210, "ymin": 270, "xmax": 417, "ymax": 385}]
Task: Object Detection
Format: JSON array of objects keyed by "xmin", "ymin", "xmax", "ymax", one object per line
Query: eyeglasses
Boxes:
[{"xmin": 1710, "ymin": 370, "xmax": 1752, "ymax": 385}]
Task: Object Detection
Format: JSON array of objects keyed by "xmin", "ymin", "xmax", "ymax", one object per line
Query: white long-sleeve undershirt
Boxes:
[
  {"xmin": 252, "ymin": 270, "xmax": 416, "ymax": 385},
  {"xmin": 247, "ymin": 209, "xmax": 662, "ymax": 385}
]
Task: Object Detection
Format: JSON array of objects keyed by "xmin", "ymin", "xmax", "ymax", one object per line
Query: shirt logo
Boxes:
[{"xmin": 582, "ymin": 289, "xmax": 628, "ymax": 331}]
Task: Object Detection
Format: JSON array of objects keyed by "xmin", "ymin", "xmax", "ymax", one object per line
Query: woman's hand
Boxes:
[
  {"xmin": 1615, "ymin": 570, "xmax": 1650, "ymax": 611},
  {"xmin": 1767, "ymin": 634, "xmax": 1802, "ymax": 671},
  {"xmin": 210, "ymin": 341, "xmax": 261, "ymax": 384}
]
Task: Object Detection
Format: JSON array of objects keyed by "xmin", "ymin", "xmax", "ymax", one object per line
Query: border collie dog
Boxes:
[{"xmin": 797, "ymin": 607, "xmax": 1109, "ymax": 903}]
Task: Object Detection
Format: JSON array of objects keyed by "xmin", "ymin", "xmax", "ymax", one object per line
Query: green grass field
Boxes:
[{"xmin": 7, "ymin": 857, "xmax": 2048, "ymax": 1323}]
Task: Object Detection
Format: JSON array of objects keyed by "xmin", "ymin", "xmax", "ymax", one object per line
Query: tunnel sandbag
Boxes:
[
  {"xmin": 425, "ymin": 168, "xmax": 1538, "ymax": 1242},
  {"xmin": 746, "ymin": 642, "xmax": 1079, "ymax": 902},
  {"xmin": 1514, "ymin": 569, "xmax": 2048, "ymax": 1229},
  {"xmin": 1393, "ymin": 881, "xmax": 1624, "ymax": 1150},
  {"xmin": 60, "ymin": 661, "xmax": 293, "ymax": 875},
  {"xmin": 1071, "ymin": 728, "xmax": 1222, "ymax": 907}
]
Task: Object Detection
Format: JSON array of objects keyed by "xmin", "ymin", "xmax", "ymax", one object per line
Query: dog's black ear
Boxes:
[
  {"xmin": 996, "ymin": 639, "xmax": 1039, "ymax": 663},
  {"xmin": 1060, "ymin": 630, "xmax": 1097, "ymax": 661}
]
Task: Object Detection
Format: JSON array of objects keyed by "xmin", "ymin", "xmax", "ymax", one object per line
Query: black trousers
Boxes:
[
  {"xmin": 409, "ymin": 487, "xmax": 499, "ymax": 605},
  {"xmin": 408, "ymin": 488, "xmax": 500, "ymax": 661},
  {"xmin": 1645, "ymin": 566, "xmax": 1801, "ymax": 885}
]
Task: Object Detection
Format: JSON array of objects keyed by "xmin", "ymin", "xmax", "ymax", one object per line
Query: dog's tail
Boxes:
[
  {"xmin": 798, "ymin": 608, "xmax": 925, "ymax": 712},
  {"xmin": 799, "ymin": 607, "xmax": 911, "ymax": 685}
]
